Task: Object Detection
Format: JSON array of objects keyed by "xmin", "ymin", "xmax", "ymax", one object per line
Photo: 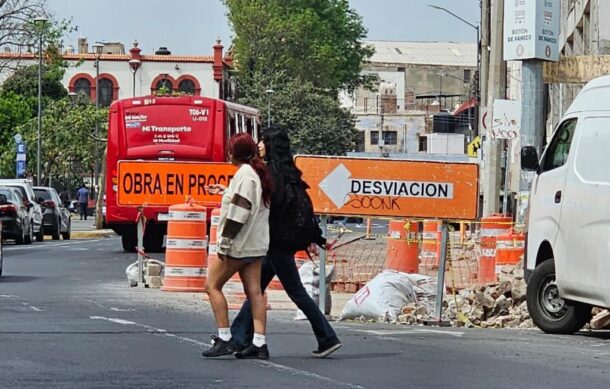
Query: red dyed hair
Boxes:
[{"xmin": 227, "ymin": 133, "xmax": 272, "ymax": 206}]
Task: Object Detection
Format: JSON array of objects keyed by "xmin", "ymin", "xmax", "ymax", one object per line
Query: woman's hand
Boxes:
[{"xmin": 206, "ymin": 184, "xmax": 226, "ymax": 195}]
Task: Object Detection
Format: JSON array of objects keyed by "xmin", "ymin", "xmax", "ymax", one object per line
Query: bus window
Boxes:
[
  {"xmin": 246, "ymin": 116, "xmax": 255, "ymax": 139},
  {"xmin": 227, "ymin": 110, "xmax": 237, "ymax": 140}
]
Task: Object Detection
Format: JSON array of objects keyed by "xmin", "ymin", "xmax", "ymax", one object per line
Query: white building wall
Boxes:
[
  {"xmin": 62, "ymin": 59, "xmax": 217, "ymax": 99},
  {"xmin": 355, "ymin": 113, "xmax": 425, "ymax": 154}
]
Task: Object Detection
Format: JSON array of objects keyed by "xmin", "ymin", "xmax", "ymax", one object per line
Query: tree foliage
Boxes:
[
  {"xmin": 1, "ymin": 64, "xmax": 68, "ymax": 106},
  {"xmin": 225, "ymin": 0, "xmax": 372, "ymax": 93},
  {"xmin": 224, "ymin": 0, "xmax": 371, "ymax": 155},
  {"xmin": 238, "ymin": 74, "xmax": 356, "ymax": 155},
  {"xmin": 0, "ymin": 0, "xmax": 72, "ymax": 73},
  {"xmin": 0, "ymin": 95, "xmax": 107, "ymax": 185}
]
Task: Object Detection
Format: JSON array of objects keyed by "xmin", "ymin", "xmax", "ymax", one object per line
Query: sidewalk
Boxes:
[{"xmin": 70, "ymin": 216, "xmax": 116, "ymax": 239}]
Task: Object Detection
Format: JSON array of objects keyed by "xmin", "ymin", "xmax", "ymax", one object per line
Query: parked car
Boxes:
[
  {"xmin": 522, "ymin": 75, "xmax": 610, "ymax": 334},
  {"xmin": 34, "ymin": 187, "xmax": 71, "ymax": 240},
  {"xmin": 0, "ymin": 187, "xmax": 32, "ymax": 244},
  {"xmin": 0, "ymin": 179, "xmax": 44, "ymax": 242}
]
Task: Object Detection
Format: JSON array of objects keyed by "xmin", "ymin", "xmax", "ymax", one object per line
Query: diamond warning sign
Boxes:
[{"xmin": 295, "ymin": 156, "xmax": 479, "ymax": 220}]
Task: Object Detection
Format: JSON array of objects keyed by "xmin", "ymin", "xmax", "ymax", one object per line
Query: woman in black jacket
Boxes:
[{"xmin": 230, "ymin": 125, "xmax": 342, "ymax": 358}]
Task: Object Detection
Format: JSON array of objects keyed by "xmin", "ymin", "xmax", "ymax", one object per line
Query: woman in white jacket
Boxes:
[{"xmin": 202, "ymin": 133, "xmax": 273, "ymax": 360}]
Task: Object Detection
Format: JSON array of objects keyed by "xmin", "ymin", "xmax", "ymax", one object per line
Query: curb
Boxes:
[{"xmin": 70, "ymin": 230, "xmax": 117, "ymax": 239}]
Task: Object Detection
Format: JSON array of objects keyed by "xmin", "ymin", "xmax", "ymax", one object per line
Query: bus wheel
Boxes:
[
  {"xmin": 121, "ymin": 233, "xmax": 137, "ymax": 253},
  {"xmin": 144, "ymin": 226, "xmax": 164, "ymax": 253}
]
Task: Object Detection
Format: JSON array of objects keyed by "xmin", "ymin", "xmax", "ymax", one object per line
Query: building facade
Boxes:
[
  {"xmin": 0, "ymin": 38, "xmax": 233, "ymax": 107},
  {"xmin": 341, "ymin": 40, "xmax": 477, "ymax": 155},
  {"xmin": 546, "ymin": 0, "xmax": 610, "ymax": 130}
]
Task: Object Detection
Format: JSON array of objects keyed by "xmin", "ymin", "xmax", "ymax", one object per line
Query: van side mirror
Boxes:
[
  {"xmin": 0, "ymin": 194, "xmax": 7, "ymax": 205},
  {"xmin": 521, "ymin": 146, "xmax": 540, "ymax": 172}
]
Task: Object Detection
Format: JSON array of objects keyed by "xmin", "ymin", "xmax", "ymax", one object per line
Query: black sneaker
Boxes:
[
  {"xmin": 233, "ymin": 343, "xmax": 269, "ymax": 360},
  {"xmin": 202, "ymin": 336, "xmax": 236, "ymax": 358},
  {"xmin": 312, "ymin": 339, "xmax": 342, "ymax": 358}
]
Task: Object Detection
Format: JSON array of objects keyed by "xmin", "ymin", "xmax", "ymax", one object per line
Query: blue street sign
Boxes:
[
  {"xmin": 16, "ymin": 142, "xmax": 26, "ymax": 154},
  {"xmin": 16, "ymin": 160, "xmax": 26, "ymax": 178}
]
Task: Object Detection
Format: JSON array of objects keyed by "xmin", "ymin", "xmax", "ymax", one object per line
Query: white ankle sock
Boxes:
[
  {"xmin": 218, "ymin": 328, "xmax": 231, "ymax": 341},
  {"xmin": 252, "ymin": 333, "xmax": 266, "ymax": 347}
]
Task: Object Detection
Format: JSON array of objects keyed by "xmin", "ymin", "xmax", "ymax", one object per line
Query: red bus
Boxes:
[{"xmin": 105, "ymin": 95, "xmax": 260, "ymax": 252}]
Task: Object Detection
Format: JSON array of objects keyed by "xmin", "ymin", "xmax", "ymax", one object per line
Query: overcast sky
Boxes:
[{"xmin": 47, "ymin": 0, "xmax": 480, "ymax": 55}]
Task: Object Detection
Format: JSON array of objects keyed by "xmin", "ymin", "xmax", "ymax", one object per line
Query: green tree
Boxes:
[
  {"xmin": 0, "ymin": 96, "xmax": 107, "ymax": 184},
  {"xmin": 1, "ymin": 63, "xmax": 67, "ymax": 102},
  {"xmin": 225, "ymin": 0, "xmax": 373, "ymax": 93},
  {"xmin": 0, "ymin": 92, "xmax": 31, "ymax": 150},
  {"xmin": 239, "ymin": 75, "xmax": 356, "ymax": 155},
  {"xmin": 225, "ymin": 0, "xmax": 371, "ymax": 154}
]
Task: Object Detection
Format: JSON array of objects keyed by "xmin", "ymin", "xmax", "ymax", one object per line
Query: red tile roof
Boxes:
[{"xmin": 0, "ymin": 52, "xmax": 215, "ymax": 63}]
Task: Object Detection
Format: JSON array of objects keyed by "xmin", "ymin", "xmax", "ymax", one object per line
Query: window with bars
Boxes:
[
  {"xmin": 74, "ymin": 78, "xmax": 91, "ymax": 97},
  {"xmin": 178, "ymin": 79, "xmax": 195, "ymax": 95},
  {"xmin": 98, "ymin": 78, "xmax": 114, "ymax": 107},
  {"xmin": 155, "ymin": 79, "xmax": 173, "ymax": 93}
]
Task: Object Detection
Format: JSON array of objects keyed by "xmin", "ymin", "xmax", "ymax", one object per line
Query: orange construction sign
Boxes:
[
  {"xmin": 295, "ymin": 156, "xmax": 479, "ymax": 220},
  {"xmin": 117, "ymin": 161, "xmax": 236, "ymax": 206}
]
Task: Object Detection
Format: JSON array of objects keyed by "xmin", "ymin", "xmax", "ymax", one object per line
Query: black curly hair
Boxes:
[{"xmin": 261, "ymin": 125, "xmax": 303, "ymax": 184}]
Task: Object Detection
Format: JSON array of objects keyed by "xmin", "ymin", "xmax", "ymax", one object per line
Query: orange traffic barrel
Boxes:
[
  {"xmin": 162, "ymin": 203, "xmax": 208, "ymax": 292},
  {"xmin": 420, "ymin": 220, "xmax": 441, "ymax": 268},
  {"xmin": 295, "ymin": 250, "xmax": 309, "ymax": 268},
  {"xmin": 478, "ymin": 213, "xmax": 512, "ymax": 284},
  {"xmin": 207, "ymin": 208, "xmax": 221, "ymax": 271},
  {"xmin": 495, "ymin": 229, "xmax": 525, "ymax": 270},
  {"xmin": 385, "ymin": 220, "xmax": 419, "ymax": 273}
]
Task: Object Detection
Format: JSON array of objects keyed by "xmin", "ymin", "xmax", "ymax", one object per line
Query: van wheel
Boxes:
[
  {"xmin": 121, "ymin": 233, "xmax": 137, "ymax": 253},
  {"xmin": 526, "ymin": 259, "xmax": 591, "ymax": 334}
]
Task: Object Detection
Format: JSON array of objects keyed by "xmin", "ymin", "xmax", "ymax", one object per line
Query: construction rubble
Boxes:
[{"xmin": 396, "ymin": 262, "xmax": 533, "ymax": 328}]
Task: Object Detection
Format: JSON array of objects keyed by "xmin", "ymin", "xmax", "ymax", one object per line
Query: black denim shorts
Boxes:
[{"xmin": 220, "ymin": 254, "xmax": 263, "ymax": 264}]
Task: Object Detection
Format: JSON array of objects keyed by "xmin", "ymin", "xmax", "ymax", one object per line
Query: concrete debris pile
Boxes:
[{"xmin": 397, "ymin": 263, "xmax": 534, "ymax": 329}]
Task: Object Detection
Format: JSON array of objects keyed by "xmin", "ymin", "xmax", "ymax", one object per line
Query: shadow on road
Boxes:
[
  {"xmin": 576, "ymin": 330, "xmax": 610, "ymax": 340},
  {"xmin": 0, "ymin": 275, "xmax": 41, "ymax": 283}
]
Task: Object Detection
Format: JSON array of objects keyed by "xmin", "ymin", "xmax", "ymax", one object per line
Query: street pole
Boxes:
[
  {"xmin": 129, "ymin": 59, "xmax": 141, "ymax": 98},
  {"xmin": 92, "ymin": 43, "xmax": 104, "ymax": 201},
  {"xmin": 34, "ymin": 17, "xmax": 47, "ymax": 186},
  {"xmin": 95, "ymin": 56, "xmax": 100, "ymax": 189},
  {"xmin": 265, "ymin": 89, "xmax": 274, "ymax": 128},
  {"xmin": 482, "ymin": 0, "xmax": 506, "ymax": 216},
  {"xmin": 36, "ymin": 31, "xmax": 42, "ymax": 186},
  {"xmin": 516, "ymin": 61, "xmax": 545, "ymax": 226}
]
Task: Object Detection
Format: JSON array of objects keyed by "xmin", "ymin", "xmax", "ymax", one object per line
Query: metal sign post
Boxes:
[
  {"xmin": 136, "ymin": 208, "xmax": 145, "ymax": 286},
  {"xmin": 318, "ymin": 215, "xmax": 328, "ymax": 313},
  {"xmin": 502, "ymin": 139, "xmax": 512, "ymax": 214},
  {"xmin": 431, "ymin": 222, "xmax": 449, "ymax": 325}
]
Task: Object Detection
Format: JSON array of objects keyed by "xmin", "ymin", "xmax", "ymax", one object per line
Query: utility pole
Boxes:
[
  {"xmin": 482, "ymin": 0, "xmax": 506, "ymax": 216},
  {"xmin": 516, "ymin": 62, "xmax": 545, "ymax": 224}
]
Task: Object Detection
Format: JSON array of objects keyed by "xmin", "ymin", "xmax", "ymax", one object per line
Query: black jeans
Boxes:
[
  {"xmin": 79, "ymin": 202, "xmax": 88, "ymax": 220},
  {"xmin": 230, "ymin": 245, "xmax": 339, "ymax": 348}
]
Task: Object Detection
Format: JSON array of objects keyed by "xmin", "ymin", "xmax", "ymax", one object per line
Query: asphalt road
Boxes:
[{"xmin": 1, "ymin": 237, "xmax": 610, "ymax": 388}]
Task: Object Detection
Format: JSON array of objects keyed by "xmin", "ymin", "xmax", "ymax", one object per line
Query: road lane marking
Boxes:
[
  {"xmin": 3, "ymin": 239, "xmax": 108, "ymax": 251},
  {"xmin": 22, "ymin": 302, "xmax": 43, "ymax": 312},
  {"xmin": 90, "ymin": 316, "xmax": 367, "ymax": 388}
]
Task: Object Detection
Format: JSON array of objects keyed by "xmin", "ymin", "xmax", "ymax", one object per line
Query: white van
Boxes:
[{"xmin": 522, "ymin": 75, "xmax": 610, "ymax": 334}]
